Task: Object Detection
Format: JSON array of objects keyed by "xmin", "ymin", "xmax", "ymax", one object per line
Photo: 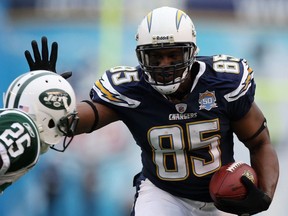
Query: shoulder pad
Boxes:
[
  {"xmin": 92, "ymin": 66, "xmax": 141, "ymax": 108},
  {"xmin": 198, "ymin": 55, "xmax": 254, "ymax": 102}
]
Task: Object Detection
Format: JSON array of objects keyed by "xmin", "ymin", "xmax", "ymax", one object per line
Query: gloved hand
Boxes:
[
  {"xmin": 214, "ymin": 176, "xmax": 272, "ymax": 215},
  {"xmin": 24, "ymin": 36, "xmax": 72, "ymax": 79}
]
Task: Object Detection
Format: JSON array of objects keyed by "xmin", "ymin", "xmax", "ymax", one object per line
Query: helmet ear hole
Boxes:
[{"xmin": 48, "ymin": 119, "xmax": 55, "ymax": 128}]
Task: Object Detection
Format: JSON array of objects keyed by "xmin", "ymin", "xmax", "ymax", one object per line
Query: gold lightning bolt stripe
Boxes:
[
  {"xmin": 242, "ymin": 67, "xmax": 253, "ymax": 91},
  {"xmin": 95, "ymin": 80, "xmax": 123, "ymax": 103}
]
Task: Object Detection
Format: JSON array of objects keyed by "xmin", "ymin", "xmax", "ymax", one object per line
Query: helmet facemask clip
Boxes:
[{"xmin": 50, "ymin": 111, "xmax": 79, "ymax": 152}]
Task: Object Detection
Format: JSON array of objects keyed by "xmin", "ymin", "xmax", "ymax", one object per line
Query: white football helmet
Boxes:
[
  {"xmin": 4, "ymin": 70, "xmax": 78, "ymax": 152},
  {"xmin": 136, "ymin": 6, "xmax": 199, "ymax": 95}
]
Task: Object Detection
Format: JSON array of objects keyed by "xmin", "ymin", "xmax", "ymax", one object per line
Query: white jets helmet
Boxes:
[
  {"xmin": 4, "ymin": 70, "xmax": 78, "ymax": 152},
  {"xmin": 136, "ymin": 6, "xmax": 198, "ymax": 95}
]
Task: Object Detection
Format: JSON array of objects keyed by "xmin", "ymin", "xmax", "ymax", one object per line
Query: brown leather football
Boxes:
[{"xmin": 209, "ymin": 161, "xmax": 258, "ymax": 202}]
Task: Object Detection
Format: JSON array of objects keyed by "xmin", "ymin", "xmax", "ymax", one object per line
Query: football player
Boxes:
[
  {"xmin": 24, "ymin": 6, "xmax": 279, "ymax": 216},
  {"xmin": 0, "ymin": 108, "xmax": 41, "ymax": 193},
  {"xmin": 1, "ymin": 71, "xmax": 78, "ymax": 193},
  {"xmin": 4, "ymin": 70, "xmax": 79, "ymax": 153}
]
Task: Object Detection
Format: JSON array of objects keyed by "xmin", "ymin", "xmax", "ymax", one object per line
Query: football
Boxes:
[{"xmin": 209, "ymin": 161, "xmax": 258, "ymax": 202}]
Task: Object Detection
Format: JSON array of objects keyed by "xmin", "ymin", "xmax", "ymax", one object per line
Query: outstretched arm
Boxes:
[{"xmin": 75, "ymin": 101, "xmax": 120, "ymax": 135}]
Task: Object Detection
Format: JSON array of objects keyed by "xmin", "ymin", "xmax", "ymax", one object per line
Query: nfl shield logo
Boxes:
[{"xmin": 175, "ymin": 103, "xmax": 187, "ymax": 114}]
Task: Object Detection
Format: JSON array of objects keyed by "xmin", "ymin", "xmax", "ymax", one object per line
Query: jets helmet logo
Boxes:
[{"xmin": 39, "ymin": 88, "xmax": 71, "ymax": 110}]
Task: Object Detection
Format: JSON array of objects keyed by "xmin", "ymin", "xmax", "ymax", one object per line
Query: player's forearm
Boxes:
[
  {"xmin": 75, "ymin": 102, "xmax": 97, "ymax": 134},
  {"xmin": 75, "ymin": 101, "xmax": 119, "ymax": 134},
  {"xmin": 250, "ymin": 141, "xmax": 279, "ymax": 199}
]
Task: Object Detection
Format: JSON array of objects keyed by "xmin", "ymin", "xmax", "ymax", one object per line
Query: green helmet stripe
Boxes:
[
  {"xmin": 4, "ymin": 73, "xmax": 26, "ymax": 108},
  {"xmin": 8, "ymin": 72, "xmax": 57, "ymax": 108}
]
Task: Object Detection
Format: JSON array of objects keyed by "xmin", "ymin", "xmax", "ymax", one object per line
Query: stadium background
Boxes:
[{"xmin": 0, "ymin": 0, "xmax": 288, "ymax": 215}]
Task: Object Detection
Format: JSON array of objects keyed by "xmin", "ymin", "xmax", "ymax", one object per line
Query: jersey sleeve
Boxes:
[
  {"xmin": 89, "ymin": 66, "xmax": 142, "ymax": 109},
  {"xmin": 224, "ymin": 58, "xmax": 256, "ymax": 120}
]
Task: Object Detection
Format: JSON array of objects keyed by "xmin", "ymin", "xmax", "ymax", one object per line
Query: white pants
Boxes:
[{"xmin": 132, "ymin": 177, "xmax": 234, "ymax": 216}]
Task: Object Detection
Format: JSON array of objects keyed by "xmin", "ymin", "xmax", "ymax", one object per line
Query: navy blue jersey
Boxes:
[{"xmin": 90, "ymin": 55, "xmax": 255, "ymax": 202}]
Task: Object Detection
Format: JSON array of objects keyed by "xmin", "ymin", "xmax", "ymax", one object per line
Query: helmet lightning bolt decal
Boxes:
[
  {"xmin": 146, "ymin": 11, "xmax": 153, "ymax": 33},
  {"xmin": 176, "ymin": 10, "xmax": 187, "ymax": 31}
]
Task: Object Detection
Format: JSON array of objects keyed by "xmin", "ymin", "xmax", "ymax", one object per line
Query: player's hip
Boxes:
[{"xmin": 131, "ymin": 172, "xmax": 220, "ymax": 216}]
